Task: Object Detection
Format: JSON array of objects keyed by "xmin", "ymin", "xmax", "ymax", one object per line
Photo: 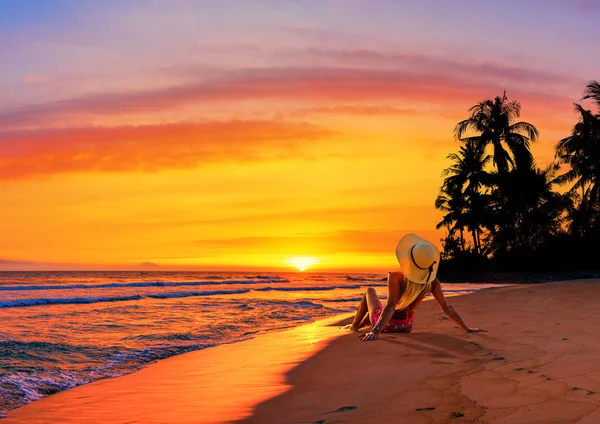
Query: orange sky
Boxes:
[
  {"xmin": 0, "ymin": 106, "xmax": 578, "ymax": 272},
  {"xmin": 1, "ymin": 1, "xmax": 598, "ymax": 271}
]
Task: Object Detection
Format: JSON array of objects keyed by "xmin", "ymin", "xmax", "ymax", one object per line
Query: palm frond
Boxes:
[
  {"xmin": 509, "ymin": 121, "xmax": 539, "ymax": 141},
  {"xmin": 582, "ymin": 80, "xmax": 600, "ymax": 109}
]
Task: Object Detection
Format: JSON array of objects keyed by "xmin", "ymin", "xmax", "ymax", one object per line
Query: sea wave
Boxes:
[
  {"xmin": 0, "ymin": 369, "xmax": 85, "ymax": 415},
  {"xmin": 1, "ymin": 285, "xmax": 476, "ymax": 310},
  {"xmin": 323, "ymin": 297, "xmax": 364, "ymax": 303},
  {"xmin": 255, "ymin": 284, "xmax": 383, "ymax": 292},
  {"xmin": 0, "ymin": 340, "xmax": 218, "ymax": 417},
  {"xmin": 146, "ymin": 289, "xmax": 249, "ymax": 299},
  {"xmin": 244, "ymin": 275, "xmax": 281, "ymax": 279},
  {"xmin": 123, "ymin": 332, "xmax": 203, "ymax": 342},
  {"xmin": 345, "ymin": 276, "xmax": 387, "ymax": 281},
  {"xmin": 252, "ymin": 300, "xmax": 325, "ymax": 309},
  {"xmin": 0, "ymin": 289, "xmax": 251, "ymax": 309},
  {"xmin": 0, "ymin": 278, "xmax": 289, "ymax": 292},
  {"xmin": 0, "ymin": 295, "xmax": 144, "ymax": 309}
]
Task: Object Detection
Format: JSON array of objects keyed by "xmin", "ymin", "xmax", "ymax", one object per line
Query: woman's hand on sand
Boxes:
[
  {"xmin": 340, "ymin": 324, "xmax": 358, "ymax": 331},
  {"xmin": 362, "ymin": 331, "xmax": 379, "ymax": 341},
  {"xmin": 467, "ymin": 327, "xmax": 487, "ymax": 333}
]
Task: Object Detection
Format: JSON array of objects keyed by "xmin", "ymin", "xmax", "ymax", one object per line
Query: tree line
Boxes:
[{"xmin": 435, "ymin": 81, "xmax": 600, "ymax": 273}]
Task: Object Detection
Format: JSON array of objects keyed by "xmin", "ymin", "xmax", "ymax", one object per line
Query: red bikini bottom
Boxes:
[{"xmin": 371, "ymin": 307, "xmax": 414, "ymax": 333}]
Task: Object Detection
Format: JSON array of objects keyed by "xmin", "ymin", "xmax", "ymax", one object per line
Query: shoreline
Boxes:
[
  {"xmin": 2, "ymin": 282, "xmax": 504, "ymax": 423},
  {"xmin": 2, "ymin": 313, "xmax": 352, "ymax": 423},
  {"xmin": 0, "ymin": 280, "xmax": 494, "ymax": 418},
  {"xmin": 0, "ymin": 283, "xmax": 520, "ymax": 423}
]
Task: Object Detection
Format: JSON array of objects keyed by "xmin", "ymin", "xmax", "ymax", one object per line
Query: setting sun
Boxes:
[{"xmin": 286, "ymin": 256, "xmax": 320, "ymax": 272}]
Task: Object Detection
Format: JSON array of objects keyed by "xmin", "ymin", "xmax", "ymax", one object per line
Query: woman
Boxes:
[{"xmin": 344, "ymin": 234, "xmax": 485, "ymax": 341}]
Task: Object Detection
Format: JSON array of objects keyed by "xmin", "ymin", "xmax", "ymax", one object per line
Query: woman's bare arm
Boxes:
[
  {"xmin": 362, "ymin": 272, "xmax": 401, "ymax": 341},
  {"xmin": 430, "ymin": 278, "xmax": 485, "ymax": 333}
]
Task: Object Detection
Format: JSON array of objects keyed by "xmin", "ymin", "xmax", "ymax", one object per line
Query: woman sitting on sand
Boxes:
[{"xmin": 344, "ymin": 234, "xmax": 485, "ymax": 341}]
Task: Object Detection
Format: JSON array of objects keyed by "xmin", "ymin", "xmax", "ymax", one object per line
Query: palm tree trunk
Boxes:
[
  {"xmin": 459, "ymin": 228, "xmax": 465, "ymax": 252},
  {"xmin": 471, "ymin": 229, "xmax": 479, "ymax": 255}
]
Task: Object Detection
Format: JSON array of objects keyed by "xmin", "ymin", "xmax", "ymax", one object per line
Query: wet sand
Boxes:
[{"xmin": 6, "ymin": 280, "xmax": 600, "ymax": 423}]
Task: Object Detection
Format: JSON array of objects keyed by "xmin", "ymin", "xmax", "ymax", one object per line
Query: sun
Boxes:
[{"xmin": 286, "ymin": 256, "xmax": 319, "ymax": 272}]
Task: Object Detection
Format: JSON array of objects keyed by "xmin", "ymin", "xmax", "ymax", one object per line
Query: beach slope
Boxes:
[{"xmin": 244, "ymin": 280, "xmax": 600, "ymax": 423}]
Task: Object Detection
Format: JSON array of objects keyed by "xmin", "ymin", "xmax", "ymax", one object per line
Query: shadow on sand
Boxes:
[{"xmin": 237, "ymin": 322, "xmax": 476, "ymax": 423}]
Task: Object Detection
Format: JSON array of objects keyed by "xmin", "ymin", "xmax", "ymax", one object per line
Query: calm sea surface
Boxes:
[{"xmin": 0, "ymin": 271, "xmax": 504, "ymax": 416}]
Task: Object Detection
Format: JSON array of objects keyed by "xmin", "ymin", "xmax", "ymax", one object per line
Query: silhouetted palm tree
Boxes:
[
  {"xmin": 435, "ymin": 183, "xmax": 468, "ymax": 251},
  {"xmin": 437, "ymin": 83, "xmax": 600, "ymax": 272},
  {"xmin": 582, "ymin": 80, "xmax": 600, "ymax": 108},
  {"xmin": 454, "ymin": 92, "xmax": 539, "ymax": 173},
  {"xmin": 555, "ymin": 105, "xmax": 600, "ymax": 206},
  {"xmin": 554, "ymin": 81, "xmax": 600, "ymax": 239},
  {"xmin": 489, "ymin": 164, "xmax": 567, "ymax": 258},
  {"xmin": 435, "ymin": 142, "xmax": 491, "ymax": 254}
]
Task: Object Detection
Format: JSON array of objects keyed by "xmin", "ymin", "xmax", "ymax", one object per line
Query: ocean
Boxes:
[{"xmin": 0, "ymin": 271, "xmax": 503, "ymax": 416}]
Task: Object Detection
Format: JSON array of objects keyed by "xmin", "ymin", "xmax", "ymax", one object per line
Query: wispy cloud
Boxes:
[
  {"xmin": 91, "ymin": 203, "xmax": 438, "ymax": 232},
  {"xmin": 1, "ymin": 63, "xmax": 578, "ymax": 130},
  {"xmin": 297, "ymin": 48, "xmax": 585, "ymax": 87},
  {"xmin": 0, "ymin": 120, "xmax": 333, "ymax": 179},
  {"xmin": 0, "ymin": 257, "xmax": 164, "ymax": 271},
  {"xmin": 289, "ymin": 105, "xmax": 422, "ymax": 118},
  {"xmin": 23, "ymin": 76, "xmax": 50, "ymax": 84},
  {"xmin": 191, "ymin": 229, "xmax": 441, "ymax": 254}
]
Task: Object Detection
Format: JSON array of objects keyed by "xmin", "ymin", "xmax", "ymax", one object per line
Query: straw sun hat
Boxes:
[{"xmin": 395, "ymin": 234, "xmax": 440, "ymax": 284}]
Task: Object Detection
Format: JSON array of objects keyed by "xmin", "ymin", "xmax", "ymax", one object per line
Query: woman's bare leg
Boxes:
[
  {"xmin": 365, "ymin": 287, "xmax": 383, "ymax": 326},
  {"xmin": 349, "ymin": 287, "xmax": 382, "ymax": 330},
  {"xmin": 348, "ymin": 294, "xmax": 368, "ymax": 330}
]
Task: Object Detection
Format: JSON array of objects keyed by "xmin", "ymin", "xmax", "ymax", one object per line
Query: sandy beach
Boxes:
[{"xmin": 6, "ymin": 279, "xmax": 600, "ymax": 423}]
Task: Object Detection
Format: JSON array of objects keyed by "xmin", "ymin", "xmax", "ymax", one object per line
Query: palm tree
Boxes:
[
  {"xmin": 489, "ymin": 164, "xmax": 567, "ymax": 257},
  {"xmin": 582, "ymin": 80, "xmax": 600, "ymax": 108},
  {"xmin": 435, "ymin": 142, "xmax": 491, "ymax": 255},
  {"xmin": 554, "ymin": 81, "xmax": 600, "ymax": 239},
  {"xmin": 454, "ymin": 92, "xmax": 539, "ymax": 174},
  {"xmin": 555, "ymin": 105, "xmax": 600, "ymax": 206},
  {"xmin": 435, "ymin": 183, "xmax": 468, "ymax": 252}
]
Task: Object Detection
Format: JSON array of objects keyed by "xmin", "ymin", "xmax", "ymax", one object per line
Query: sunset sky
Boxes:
[{"xmin": 1, "ymin": 0, "xmax": 599, "ymax": 271}]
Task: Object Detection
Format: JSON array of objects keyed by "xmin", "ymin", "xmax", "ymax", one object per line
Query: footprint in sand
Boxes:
[
  {"xmin": 567, "ymin": 387, "xmax": 596, "ymax": 395},
  {"xmin": 333, "ymin": 406, "xmax": 357, "ymax": 413},
  {"xmin": 450, "ymin": 412, "xmax": 465, "ymax": 418},
  {"xmin": 415, "ymin": 407, "xmax": 436, "ymax": 411},
  {"xmin": 468, "ymin": 342, "xmax": 483, "ymax": 349},
  {"xmin": 317, "ymin": 405, "xmax": 358, "ymax": 422}
]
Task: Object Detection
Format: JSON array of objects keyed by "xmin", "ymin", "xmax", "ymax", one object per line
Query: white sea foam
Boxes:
[
  {"xmin": 0, "ymin": 295, "xmax": 143, "ymax": 308},
  {"xmin": 0, "ymin": 279, "xmax": 289, "ymax": 291}
]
